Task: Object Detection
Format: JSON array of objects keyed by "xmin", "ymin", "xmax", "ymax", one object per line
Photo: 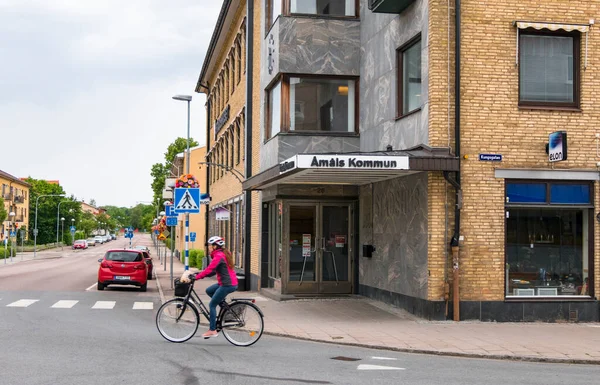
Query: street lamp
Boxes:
[
  {"xmin": 34, "ymin": 193, "xmax": 66, "ymax": 258},
  {"xmin": 56, "ymin": 200, "xmax": 69, "ymax": 246},
  {"xmin": 8, "ymin": 211, "xmax": 15, "ymax": 261},
  {"xmin": 60, "ymin": 217, "xmax": 65, "ymax": 246},
  {"xmin": 172, "ymin": 94, "xmax": 192, "ymax": 271}
]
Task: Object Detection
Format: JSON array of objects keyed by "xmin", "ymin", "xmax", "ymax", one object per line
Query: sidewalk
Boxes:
[{"xmin": 145, "ymin": 239, "xmax": 600, "ymax": 365}]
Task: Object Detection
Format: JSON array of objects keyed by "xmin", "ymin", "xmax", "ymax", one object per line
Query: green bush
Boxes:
[{"xmin": 189, "ymin": 249, "xmax": 198, "ymax": 268}]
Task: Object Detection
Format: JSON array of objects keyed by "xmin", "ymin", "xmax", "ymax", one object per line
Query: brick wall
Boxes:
[{"xmin": 429, "ymin": 0, "xmax": 600, "ymax": 300}]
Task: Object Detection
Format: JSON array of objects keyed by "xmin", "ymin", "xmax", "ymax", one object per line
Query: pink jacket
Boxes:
[{"xmin": 196, "ymin": 249, "xmax": 238, "ymax": 287}]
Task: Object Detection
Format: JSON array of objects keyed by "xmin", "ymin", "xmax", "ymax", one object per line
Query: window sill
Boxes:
[
  {"xmin": 277, "ymin": 131, "xmax": 359, "ymax": 137},
  {"xmin": 518, "ymin": 105, "xmax": 582, "ymax": 112},
  {"xmin": 505, "ymin": 296, "xmax": 594, "ymax": 302},
  {"xmin": 286, "ymin": 14, "xmax": 360, "ymax": 21},
  {"xmin": 395, "ymin": 107, "xmax": 421, "ymax": 121}
]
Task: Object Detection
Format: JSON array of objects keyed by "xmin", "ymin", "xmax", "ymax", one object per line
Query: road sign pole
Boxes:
[{"xmin": 170, "ymin": 225, "xmax": 174, "ymax": 288}]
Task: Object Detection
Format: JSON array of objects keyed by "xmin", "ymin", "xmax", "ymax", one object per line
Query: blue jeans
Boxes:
[{"xmin": 206, "ymin": 283, "xmax": 237, "ymax": 331}]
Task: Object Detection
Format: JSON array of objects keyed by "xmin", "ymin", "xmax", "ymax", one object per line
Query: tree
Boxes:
[
  {"xmin": 89, "ymin": 199, "xmax": 97, "ymax": 207},
  {"xmin": 25, "ymin": 178, "xmax": 67, "ymax": 244},
  {"xmin": 0, "ymin": 197, "xmax": 7, "ymax": 226},
  {"xmin": 150, "ymin": 137, "xmax": 199, "ymax": 210},
  {"xmin": 164, "ymin": 137, "xmax": 199, "ymax": 172}
]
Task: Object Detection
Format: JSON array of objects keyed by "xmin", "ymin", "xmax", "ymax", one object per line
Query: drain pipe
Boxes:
[
  {"xmin": 443, "ymin": 0, "xmax": 462, "ymax": 322},
  {"xmin": 243, "ymin": 0, "xmax": 254, "ymax": 291}
]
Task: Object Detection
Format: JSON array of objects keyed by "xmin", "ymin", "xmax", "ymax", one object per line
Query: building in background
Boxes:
[{"xmin": 1, "ymin": 169, "xmax": 31, "ymax": 240}]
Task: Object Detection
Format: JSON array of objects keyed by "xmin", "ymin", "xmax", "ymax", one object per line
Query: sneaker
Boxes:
[{"xmin": 202, "ymin": 330, "xmax": 218, "ymax": 339}]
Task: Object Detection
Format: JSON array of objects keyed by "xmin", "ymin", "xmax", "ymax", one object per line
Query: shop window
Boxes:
[
  {"xmin": 550, "ymin": 184, "xmax": 590, "ymax": 204},
  {"xmin": 266, "ymin": 80, "xmax": 282, "ymax": 139},
  {"xmin": 506, "ymin": 208, "xmax": 590, "ymax": 297},
  {"xmin": 397, "ymin": 35, "xmax": 422, "ymax": 117},
  {"xmin": 290, "ymin": 0, "xmax": 357, "ymax": 17},
  {"xmin": 519, "ymin": 30, "xmax": 580, "ymax": 108},
  {"xmin": 506, "ymin": 183, "xmax": 546, "ymax": 203},
  {"xmin": 288, "ymin": 77, "xmax": 356, "ymax": 133},
  {"xmin": 268, "ymin": 201, "xmax": 282, "ymax": 279}
]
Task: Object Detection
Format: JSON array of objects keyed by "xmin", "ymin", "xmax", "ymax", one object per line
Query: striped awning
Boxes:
[
  {"xmin": 514, "ymin": 21, "xmax": 590, "ymax": 33},
  {"xmin": 514, "ymin": 21, "xmax": 592, "ymax": 68}
]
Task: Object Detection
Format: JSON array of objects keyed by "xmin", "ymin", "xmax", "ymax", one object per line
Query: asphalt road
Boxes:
[{"xmin": 0, "ymin": 238, "xmax": 598, "ymax": 385}]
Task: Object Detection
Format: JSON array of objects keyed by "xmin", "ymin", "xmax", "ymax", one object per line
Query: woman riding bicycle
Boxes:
[{"xmin": 191, "ymin": 235, "xmax": 238, "ymax": 339}]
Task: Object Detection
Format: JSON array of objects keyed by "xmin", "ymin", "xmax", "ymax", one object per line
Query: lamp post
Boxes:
[
  {"xmin": 56, "ymin": 200, "xmax": 69, "ymax": 247},
  {"xmin": 172, "ymin": 94, "xmax": 192, "ymax": 271},
  {"xmin": 60, "ymin": 217, "xmax": 65, "ymax": 249},
  {"xmin": 34, "ymin": 193, "xmax": 65, "ymax": 258},
  {"xmin": 71, "ymin": 218, "xmax": 75, "ymax": 242},
  {"xmin": 8, "ymin": 211, "xmax": 15, "ymax": 262}
]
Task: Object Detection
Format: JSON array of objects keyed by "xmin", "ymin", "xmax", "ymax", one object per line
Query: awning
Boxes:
[
  {"xmin": 514, "ymin": 21, "xmax": 591, "ymax": 68},
  {"xmin": 242, "ymin": 145, "xmax": 459, "ymax": 191}
]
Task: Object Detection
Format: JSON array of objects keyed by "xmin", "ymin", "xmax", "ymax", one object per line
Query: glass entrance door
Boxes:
[{"xmin": 285, "ymin": 202, "xmax": 353, "ymax": 294}]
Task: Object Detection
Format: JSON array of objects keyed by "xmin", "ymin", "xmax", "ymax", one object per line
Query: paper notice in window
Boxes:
[
  {"xmin": 302, "ymin": 234, "xmax": 311, "ymax": 257},
  {"xmin": 335, "ymin": 235, "xmax": 346, "ymax": 248}
]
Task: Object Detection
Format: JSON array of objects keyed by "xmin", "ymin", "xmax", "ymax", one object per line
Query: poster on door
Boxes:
[
  {"xmin": 302, "ymin": 234, "xmax": 311, "ymax": 257},
  {"xmin": 335, "ymin": 235, "xmax": 346, "ymax": 248}
]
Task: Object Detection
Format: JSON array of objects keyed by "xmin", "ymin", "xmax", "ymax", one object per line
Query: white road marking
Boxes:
[
  {"xmin": 371, "ymin": 357, "xmax": 399, "ymax": 361},
  {"xmin": 132, "ymin": 302, "xmax": 153, "ymax": 310},
  {"xmin": 85, "ymin": 283, "xmax": 98, "ymax": 291},
  {"xmin": 92, "ymin": 301, "xmax": 115, "ymax": 309},
  {"xmin": 7, "ymin": 299, "xmax": 39, "ymax": 308},
  {"xmin": 357, "ymin": 364, "xmax": 405, "ymax": 371},
  {"xmin": 51, "ymin": 300, "xmax": 79, "ymax": 309}
]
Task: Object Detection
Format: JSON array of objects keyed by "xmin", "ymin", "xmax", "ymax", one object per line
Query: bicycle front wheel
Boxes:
[
  {"xmin": 156, "ymin": 298, "xmax": 199, "ymax": 343},
  {"xmin": 221, "ymin": 302, "xmax": 264, "ymax": 347}
]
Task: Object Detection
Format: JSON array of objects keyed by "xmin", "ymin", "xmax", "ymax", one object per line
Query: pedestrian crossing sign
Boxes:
[{"xmin": 174, "ymin": 188, "xmax": 200, "ymax": 214}]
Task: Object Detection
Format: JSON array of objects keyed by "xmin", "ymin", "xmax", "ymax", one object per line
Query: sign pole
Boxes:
[{"xmin": 170, "ymin": 225, "xmax": 174, "ymax": 288}]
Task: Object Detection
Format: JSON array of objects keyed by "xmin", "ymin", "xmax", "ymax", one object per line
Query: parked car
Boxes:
[
  {"xmin": 87, "ymin": 238, "xmax": 96, "ymax": 247},
  {"xmin": 111, "ymin": 234, "xmax": 116, "ymax": 240},
  {"xmin": 140, "ymin": 251, "xmax": 153, "ymax": 280},
  {"xmin": 134, "ymin": 245, "xmax": 150, "ymax": 254},
  {"xmin": 73, "ymin": 240, "xmax": 88, "ymax": 250},
  {"xmin": 94, "ymin": 236, "xmax": 104, "ymax": 244},
  {"xmin": 97, "ymin": 250, "xmax": 148, "ymax": 291}
]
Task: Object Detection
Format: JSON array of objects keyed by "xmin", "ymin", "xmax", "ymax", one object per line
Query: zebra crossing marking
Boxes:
[
  {"xmin": 92, "ymin": 301, "xmax": 116, "ymax": 310},
  {"xmin": 7, "ymin": 299, "xmax": 39, "ymax": 308},
  {"xmin": 133, "ymin": 302, "xmax": 153, "ymax": 310},
  {"xmin": 51, "ymin": 300, "xmax": 79, "ymax": 309}
]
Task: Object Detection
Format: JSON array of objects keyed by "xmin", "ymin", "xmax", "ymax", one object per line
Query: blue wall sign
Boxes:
[{"xmin": 479, "ymin": 154, "xmax": 502, "ymax": 162}]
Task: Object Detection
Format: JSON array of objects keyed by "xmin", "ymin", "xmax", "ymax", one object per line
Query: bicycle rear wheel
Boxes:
[
  {"xmin": 220, "ymin": 302, "xmax": 264, "ymax": 347},
  {"xmin": 156, "ymin": 298, "xmax": 199, "ymax": 343}
]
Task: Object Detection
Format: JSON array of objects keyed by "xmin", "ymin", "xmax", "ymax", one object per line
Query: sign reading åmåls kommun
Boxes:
[{"xmin": 549, "ymin": 131, "xmax": 567, "ymax": 162}]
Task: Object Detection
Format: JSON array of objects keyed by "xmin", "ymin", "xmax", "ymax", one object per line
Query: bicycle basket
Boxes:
[{"xmin": 174, "ymin": 278, "xmax": 190, "ymax": 297}]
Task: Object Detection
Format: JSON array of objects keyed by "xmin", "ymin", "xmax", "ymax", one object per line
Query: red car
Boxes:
[
  {"xmin": 141, "ymin": 251, "xmax": 153, "ymax": 280},
  {"xmin": 97, "ymin": 249, "xmax": 148, "ymax": 291},
  {"xmin": 73, "ymin": 240, "xmax": 88, "ymax": 250}
]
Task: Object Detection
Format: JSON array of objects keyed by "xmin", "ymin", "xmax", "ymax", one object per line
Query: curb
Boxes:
[
  {"xmin": 155, "ymin": 272, "xmax": 166, "ymax": 305},
  {"xmin": 262, "ymin": 331, "xmax": 600, "ymax": 365}
]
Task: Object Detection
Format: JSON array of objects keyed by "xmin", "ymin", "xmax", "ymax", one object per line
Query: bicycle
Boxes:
[{"xmin": 156, "ymin": 275, "xmax": 264, "ymax": 346}]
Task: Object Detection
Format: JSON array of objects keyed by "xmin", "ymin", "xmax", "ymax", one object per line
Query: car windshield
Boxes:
[
  {"xmin": 75, "ymin": 241, "xmax": 84, "ymax": 244},
  {"xmin": 105, "ymin": 251, "xmax": 142, "ymax": 262}
]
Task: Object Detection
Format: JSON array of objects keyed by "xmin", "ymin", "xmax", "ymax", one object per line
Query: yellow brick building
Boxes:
[{"xmin": 1, "ymin": 169, "xmax": 30, "ymax": 240}]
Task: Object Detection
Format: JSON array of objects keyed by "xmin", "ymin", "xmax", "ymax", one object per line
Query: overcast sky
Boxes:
[{"xmin": 0, "ymin": 0, "xmax": 221, "ymax": 208}]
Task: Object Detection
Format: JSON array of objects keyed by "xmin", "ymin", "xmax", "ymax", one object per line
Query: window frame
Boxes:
[
  {"xmin": 265, "ymin": 74, "xmax": 359, "ymax": 141},
  {"xmin": 266, "ymin": 0, "xmax": 283, "ymax": 35},
  {"xmin": 518, "ymin": 28, "xmax": 581, "ymax": 110},
  {"xmin": 396, "ymin": 33, "xmax": 422, "ymax": 119},
  {"xmin": 287, "ymin": 0, "xmax": 360, "ymax": 19}
]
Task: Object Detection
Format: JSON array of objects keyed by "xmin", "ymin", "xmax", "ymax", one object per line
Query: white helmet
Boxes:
[{"xmin": 207, "ymin": 236, "xmax": 225, "ymax": 247}]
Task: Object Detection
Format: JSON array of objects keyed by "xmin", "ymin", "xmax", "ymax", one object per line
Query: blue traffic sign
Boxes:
[
  {"xmin": 9, "ymin": 231, "xmax": 16, "ymax": 237},
  {"xmin": 165, "ymin": 205, "xmax": 176, "ymax": 217},
  {"xmin": 70, "ymin": 226, "xmax": 76, "ymax": 232},
  {"xmin": 174, "ymin": 188, "xmax": 200, "ymax": 214},
  {"xmin": 166, "ymin": 217, "xmax": 178, "ymax": 226},
  {"xmin": 154, "ymin": 230, "xmax": 159, "ymax": 235},
  {"xmin": 190, "ymin": 232, "xmax": 196, "ymax": 242}
]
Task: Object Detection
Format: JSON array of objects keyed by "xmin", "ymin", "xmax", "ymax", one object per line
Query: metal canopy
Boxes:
[{"xmin": 243, "ymin": 145, "xmax": 459, "ymax": 191}]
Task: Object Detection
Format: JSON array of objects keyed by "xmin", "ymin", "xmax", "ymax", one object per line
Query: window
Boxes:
[
  {"xmin": 267, "ymin": 80, "xmax": 282, "ymax": 139},
  {"xmin": 236, "ymin": 120, "xmax": 241, "ymax": 165},
  {"xmin": 267, "ymin": 0, "xmax": 282, "ymax": 32},
  {"xmin": 519, "ymin": 30, "xmax": 579, "ymax": 108},
  {"xmin": 505, "ymin": 181, "xmax": 593, "ymax": 298},
  {"xmin": 397, "ymin": 36, "xmax": 422, "ymax": 116},
  {"xmin": 230, "ymin": 131, "xmax": 235, "ymax": 167},
  {"xmin": 236, "ymin": 40, "xmax": 242, "ymax": 83},
  {"xmin": 289, "ymin": 77, "xmax": 355, "ymax": 132},
  {"xmin": 290, "ymin": 0, "xmax": 356, "ymax": 16},
  {"xmin": 231, "ymin": 52, "xmax": 236, "ymax": 93}
]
